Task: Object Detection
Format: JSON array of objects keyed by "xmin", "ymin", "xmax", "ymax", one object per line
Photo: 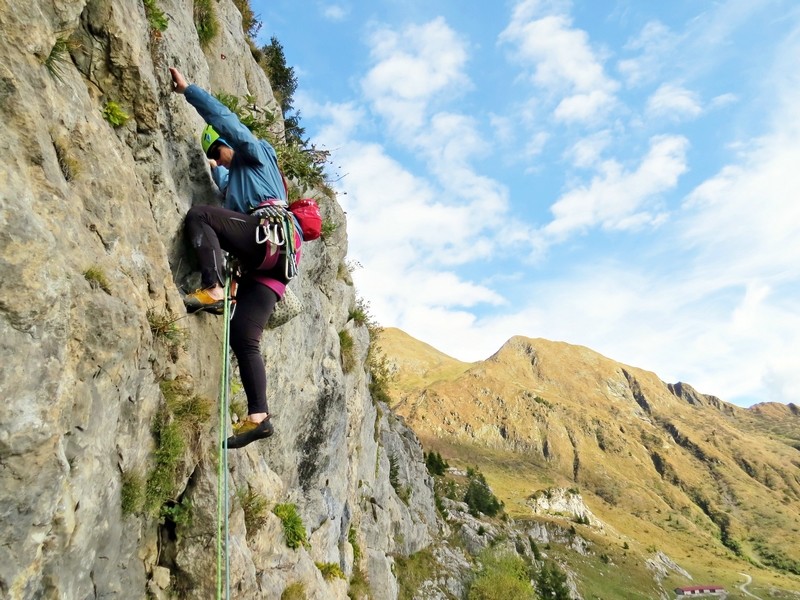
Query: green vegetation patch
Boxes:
[
  {"xmin": 339, "ymin": 330, "xmax": 356, "ymax": 373},
  {"xmin": 213, "ymin": 90, "xmax": 329, "ymax": 193},
  {"xmin": 193, "ymin": 0, "xmax": 218, "ymax": 46},
  {"xmin": 468, "ymin": 548, "xmax": 536, "ymax": 600},
  {"xmin": 533, "ymin": 560, "xmax": 571, "ymax": 600},
  {"xmin": 142, "ymin": 0, "xmax": 168, "ymax": 32},
  {"xmin": 389, "ymin": 452, "xmax": 411, "ymax": 504},
  {"xmin": 161, "ymin": 495, "xmax": 192, "ymax": 528},
  {"xmin": 121, "ymin": 471, "xmax": 145, "ymax": 515},
  {"xmin": 102, "ymin": 101, "xmax": 130, "ymax": 127},
  {"xmin": 144, "ymin": 404, "xmax": 184, "ymax": 516},
  {"xmin": 315, "ymin": 562, "xmax": 345, "ymax": 581},
  {"xmin": 232, "ymin": 0, "xmax": 261, "ymax": 40},
  {"xmin": 237, "ymin": 487, "xmax": 269, "ymax": 538},
  {"xmin": 280, "ymin": 582, "xmax": 306, "ymax": 600},
  {"xmin": 43, "ymin": 35, "xmax": 78, "ymax": 82},
  {"xmin": 137, "ymin": 379, "xmax": 211, "ymax": 517},
  {"xmin": 394, "ymin": 548, "xmax": 438, "ymax": 600},
  {"xmin": 464, "ymin": 467, "xmax": 503, "ymax": 517},
  {"xmin": 321, "ymin": 219, "xmax": 338, "ymax": 239},
  {"xmin": 425, "ymin": 451, "xmax": 449, "ymax": 476},
  {"xmin": 348, "ymin": 526, "xmax": 362, "ymax": 562},
  {"xmin": 273, "ymin": 503, "xmax": 310, "ymax": 550},
  {"xmin": 159, "ymin": 379, "xmax": 212, "ymax": 439},
  {"xmin": 83, "ymin": 266, "xmax": 111, "ymax": 294},
  {"xmin": 754, "ymin": 540, "xmax": 800, "ymax": 575},
  {"xmin": 147, "ymin": 309, "xmax": 186, "ymax": 356},
  {"xmin": 347, "ymin": 564, "xmax": 371, "ymax": 600}
]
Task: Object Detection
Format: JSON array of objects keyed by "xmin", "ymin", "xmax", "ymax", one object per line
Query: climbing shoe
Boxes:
[
  {"xmin": 226, "ymin": 418, "xmax": 274, "ymax": 449},
  {"xmin": 183, "ymin": 288, "xmax": 224, "ymax": 314}
]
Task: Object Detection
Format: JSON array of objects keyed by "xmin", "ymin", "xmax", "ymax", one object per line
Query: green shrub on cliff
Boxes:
[
  {"xmin": 236, "ymin": 487, "xmax": 269, "ymax": 538},
  {"xmin": 102, "ymin": 101, "xmax": 129, "ymax": 127},
  {"xmin": 468, "ymin": 548, "xmax": 535, "ymax": 600},
  {"xmin": 193, "ymin": 0, "xmax": 218, "ymax": 46},
  {"xmin": 83, "ymin": 266, "xmax": 111, "ymax": 294},
  {"xmin": 138, "ymin": 380, "xmax": 211, "ymax": 517},
  {"xmin": 43, "ymin": 35, "xmax": 77, "ymax": 82},
  {"xmin": 213, "ymin": 91, "xmax": 328, "ymax": 191},
  {"xmin": 274, "ymin": 503, "xmax": 310, "ymax": 549},
  {"xmin": 315, "ymin": 562, "xmax": 345, "ymax": 581},
  {"xmin": 339, "ymin": 330, "xmax": 356, "ymax": 373},
  {"xmin": 142, "ymin": 0, "xmax": 168, "ymax": 32},
  {"xmin": 464, "ymin": 469, "xmax": 503, "ymax": 517}
]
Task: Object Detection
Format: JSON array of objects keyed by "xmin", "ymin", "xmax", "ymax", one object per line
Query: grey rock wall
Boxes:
[{"xmin": 0, "ymin": 0, "xmax": 441, "ymax": 598}]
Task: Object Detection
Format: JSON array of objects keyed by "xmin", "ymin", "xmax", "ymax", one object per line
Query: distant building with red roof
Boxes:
[{"xmin": 675, "ymin": 585, "xmax": 726, "ymax": 596}]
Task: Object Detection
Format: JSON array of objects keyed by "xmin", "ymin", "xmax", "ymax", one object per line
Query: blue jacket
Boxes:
[{"xmin": 184, "ymin": 84, "xmax": 287, "ymax": 213}]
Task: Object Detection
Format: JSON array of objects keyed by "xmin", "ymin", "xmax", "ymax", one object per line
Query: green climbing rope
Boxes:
[{"xmin": 216, "ymin": 272, "xmax": 232, "ymax": 600}]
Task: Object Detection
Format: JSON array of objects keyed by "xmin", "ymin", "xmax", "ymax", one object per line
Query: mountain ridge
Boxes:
[{"xmin": 379, "ymin": 326, "xmax": 800, "ymax": 597}]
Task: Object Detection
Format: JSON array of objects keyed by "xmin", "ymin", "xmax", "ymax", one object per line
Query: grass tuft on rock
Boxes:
[
  {"xmin": 159, "ymin": 379, "xmax": 212, "ymax": 439},
  {"xmin": 83, "ymin": 266, "xmax": 111, "ymax": 294},
  {"xmin": 280, "ymin": 582, "xmax": 306, "ymax": 600},
  {"xmin": 140, "ymin": 380, "xmax": 212, "ymax": 517},
  {"xmin": 237, "ymin": 487, "xmax": 269, "ymax": 538},
  {"xmin": 395, "ymin": 549, "xmax": 438, "ymax": 600},
  {"xmin": 316, "ymin": 562, "xmax": 346, "ymax": 581},
  {"xmin": 144, "ymin": 404, "xmax": 184, "ymax": 516},
  {"xmin": 193, "ymin": 0, "xmax": 218, "ymax": 46},
  {"xmin": 273, "ymin": 503, "xmax": 310, "ymax": 549},
  {"xmin": 468, "ymin": 547, "xmax": 536, "ymax": 600},
  {"xmin": 43, "ymin": 35, "xmax": 78, "ymax": 82},
  {"xmin": 339, "ymin": 330, "xmax": 356, "ymax": 373},
  {"xmin": 147, "ymin": 309, "xmax": 186, "ymax": 356},
  {"xmin": 143, "ymin": 0, "xmax": 168, "ymax": 32},
  {"xmin": 120, "ymin": 471, "xmax": 145, "ymax": 515}
]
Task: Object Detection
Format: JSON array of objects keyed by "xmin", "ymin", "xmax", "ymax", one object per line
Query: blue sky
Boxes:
[{"xmin": 252, "ymin": 0, "xmax": 800, "ymax": 407}]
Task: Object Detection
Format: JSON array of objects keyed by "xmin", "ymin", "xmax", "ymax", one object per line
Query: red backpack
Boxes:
[
  {"xmin": 288, "ymin": 199, "xmax": 322, "ymax": 241},
  {"xmin": 279, "ymin": 172, "xmax": 322, "ymax": 241}
]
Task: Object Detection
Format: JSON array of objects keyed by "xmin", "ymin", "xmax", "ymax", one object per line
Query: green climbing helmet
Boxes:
[{"xmin": 200, "ymin": 124, "xmax": 227, "ymax": 157}]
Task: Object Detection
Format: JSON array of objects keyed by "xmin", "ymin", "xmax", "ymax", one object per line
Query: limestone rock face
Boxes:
[
  {"xmin": 0, "ymin": 1, "xmax": 440, "ymax": 598},
  {"xmin": 527, "ymin": 488, "xmax": 604, "ymax": 531}
]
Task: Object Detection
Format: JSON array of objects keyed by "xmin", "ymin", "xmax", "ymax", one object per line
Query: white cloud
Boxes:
[
  {"xmin": 523, "ymin": 131, "xmax": 549, "ymax": 159},
  {"xmin": 645, "ymin": 83, "xmax": 702, "ymax": 120},
  {"xmin": 554, "ymin": 90, "xmax": 616, "ymax": 122},
  {"xmin": 680, "ymin": 126, "xmax": 800, "ymax": 279},
  {"xmin": 362, "ymin": 18, "xmax": 470, "ymax": 131},
  {"xmin": 618, "ymin": 20, "xmax": 678, "ymax": 87},
  {"xmin": 500, "ymin": 3, "xmax": 618, "ymax": 122},
  {"xmin": 299, "ymin": 1, "xmax": 800, "ymax": 408},
  {"xmin": 294, "ymin": 92, "xmax": 365, "ymax": 145},
  {"xmin": 543, "ymin": 134, "xmax": 688, "ymax": 241},
  {"xmin": 331, "ymin": 140, "xmax": 507, "ymax": 275},
  {"xmin": 565, "ymin": 130, "xmax": 612, "ymax": 168},
  {"xmin": 321, "ymin": 4, "xmax": 348, "ymax": 21},
  {"xmin": 489, "ymin": 113, "xmax": 516, "ymax": 146},
  {"xmin": 709, "ymin": 93, "xmax": 737, "ymax": 109},
  {"xmin": 619, "ymin": 3, "xmax": 784, "ymax": 88}
]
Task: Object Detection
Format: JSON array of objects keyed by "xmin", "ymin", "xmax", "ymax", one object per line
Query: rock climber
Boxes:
[{"xmin": 169, "ymin": 66, "xmax": 301, "ymax": 449}]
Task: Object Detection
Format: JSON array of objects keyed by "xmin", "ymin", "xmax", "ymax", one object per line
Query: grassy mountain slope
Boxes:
[{"xmin": 379, "ymin": 328, "xmax": 800, "ymax": 598}]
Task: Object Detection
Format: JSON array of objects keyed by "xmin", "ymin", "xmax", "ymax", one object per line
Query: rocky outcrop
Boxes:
[
  {"xmin": 666, "ymin": 381, "xmax": 727, "ymax": 412},
  {"xmin": 0, "ymin": 1, "xmax": 440, "ymax": 598},
  {"xmin": 527, "ymin": 488, "xmax": 604, "ymax": 532}
]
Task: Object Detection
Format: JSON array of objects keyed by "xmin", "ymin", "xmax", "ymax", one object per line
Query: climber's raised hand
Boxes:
[{"xmin": 169, "ymin": 67, "xmax": 188, "ymax": 94}]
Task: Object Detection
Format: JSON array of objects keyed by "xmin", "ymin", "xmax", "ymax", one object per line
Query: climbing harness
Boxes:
[
  {"xmin": 216, "ymin": 268, "xmax": 233, "ymax": 600},
  {"xmin": 252, "ymin": 202, "xmax": 299, "ymax": 281}
]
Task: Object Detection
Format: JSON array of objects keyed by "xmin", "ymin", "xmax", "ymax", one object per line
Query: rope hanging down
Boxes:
[{"xmin": 216, "ymin": 270, "xmax": 232, "ymax": 600}]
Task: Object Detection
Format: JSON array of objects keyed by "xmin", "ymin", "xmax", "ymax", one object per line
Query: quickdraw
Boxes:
[{"xmin": 252, "ymin": 203, "xmax": 298, "ymax": 280}]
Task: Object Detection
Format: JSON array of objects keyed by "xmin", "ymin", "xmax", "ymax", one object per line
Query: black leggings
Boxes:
[{"xmin": 185, "ymin": 205, "xmax": 280, "ymax": 415}]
